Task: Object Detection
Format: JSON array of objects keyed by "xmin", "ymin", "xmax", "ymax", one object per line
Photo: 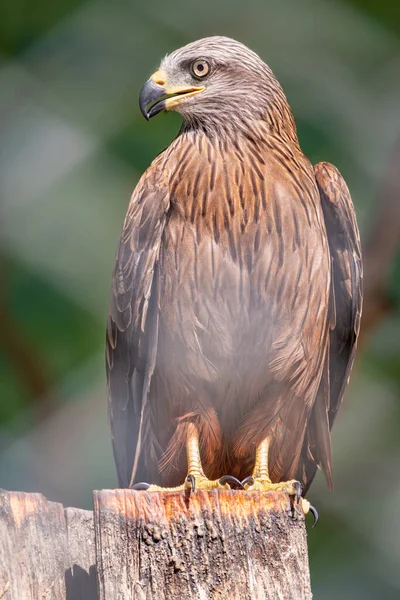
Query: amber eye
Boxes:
[{"xmin": 191, "ymin": 59, "xmax": 210, "ymax": 79}]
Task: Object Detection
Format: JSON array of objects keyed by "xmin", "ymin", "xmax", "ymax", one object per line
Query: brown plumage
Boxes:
[{"xmin": 106, "ymin": 37, "xmax": 362, "ymax": 493}]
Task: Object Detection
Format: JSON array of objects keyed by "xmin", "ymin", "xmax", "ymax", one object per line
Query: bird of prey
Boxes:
[{"xmin": 106, "ymin": 36, "xmax": 362, "ymax": 512}]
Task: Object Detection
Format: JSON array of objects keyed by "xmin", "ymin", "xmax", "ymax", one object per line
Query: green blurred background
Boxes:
[{"xmin": 1, "ymin": 0, "xmax": 400, "ymax": 597}]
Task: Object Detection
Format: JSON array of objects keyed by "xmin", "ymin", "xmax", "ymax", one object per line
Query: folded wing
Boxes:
[
  {"xmin": 106, "ymin": 163, "xmax": 170, "ymax": 488},
  {"xmin": 300, "ymin": 162, "xmax": 363, "ymax": 493}
]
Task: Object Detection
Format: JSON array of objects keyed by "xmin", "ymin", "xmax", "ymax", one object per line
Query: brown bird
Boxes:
[{"xmin": 106, "ymin": 37, "xmax": 362, "ymax": 511}]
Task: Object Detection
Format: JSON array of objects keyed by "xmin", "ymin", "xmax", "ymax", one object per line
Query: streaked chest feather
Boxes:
[
  {"xmin": 156, "ymin": 131, "xmax": 330, "ymax": 375},
  {"xmin": 160, "ymin": 130, "xmax": 328, "ymax": 294}
]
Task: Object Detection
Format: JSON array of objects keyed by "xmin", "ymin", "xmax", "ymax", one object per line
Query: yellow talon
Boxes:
[
  {"xmin": 244, "ymin": 477, "xmax": 301, "ymax": 497},
  {"xmin": 133, "ymin": 422, "xmax": 230, "ymax": 492},
  {"xmin": 244, "ymin": 438, "xmax": 302, "ymax": 498}
]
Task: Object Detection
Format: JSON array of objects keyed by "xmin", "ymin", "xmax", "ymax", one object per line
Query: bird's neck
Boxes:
[
  {"xmin": 180, "ymin": 99, "xmax": 300, "ymax": 150},
  {"xmin": 179, "ymin": 111, "xmax": 300, "ymax": 152},
  {"xmin": 263, "ymin": 100, "xmax": 300, "ymax": 149}
]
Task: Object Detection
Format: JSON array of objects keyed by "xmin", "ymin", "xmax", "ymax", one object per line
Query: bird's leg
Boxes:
[
  {"xmin": 133, "ymin": 423, "xmax": 237, "ymax": 491},
  {"xmin": 242, "ymin": 439, "xmax": 318, "ymax": 524},
  {"xmin": 242, "ymin": 438, "xmax": 310, "ymax": 512},
  {"xmin": 183, "ymin": 422, "xmax": 236, "ymax": 490}
]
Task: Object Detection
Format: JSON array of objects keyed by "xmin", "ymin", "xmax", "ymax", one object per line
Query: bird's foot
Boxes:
[
  {"xmin": 242, "ymin": 476, "xmax": 318, "ymax": 526},
  {"xmin": 300, "ymin": 498, "xmax": 319, "ymax": 527},
  {"xmin": 240, "ymin": 439, "xmax": 318, "ymax": 525},
  {"xmin": 242, "ymin": 476, "xmax": 302, "ymax": 498},
  {"xmin": 132, "ymin": 473, "xmax": 243, "ymax": 492},
  {"xmin": 184, "ymin": 473, "xmax": 231, "ymax": 491}
]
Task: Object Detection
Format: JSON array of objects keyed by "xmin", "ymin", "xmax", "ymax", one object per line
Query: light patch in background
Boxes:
[{"xmin": 0, "ymin": 68, "xmax": 96, "ymax": 210}]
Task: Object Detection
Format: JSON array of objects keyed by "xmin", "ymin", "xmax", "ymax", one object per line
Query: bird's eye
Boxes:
[{"xmin": 191, "ymin": 59, "xmax": 210, "ymax": 79}]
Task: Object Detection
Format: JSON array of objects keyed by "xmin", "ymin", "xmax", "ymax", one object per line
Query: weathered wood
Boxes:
[
  {"xmin": 94, "ymin": 489, "xmax": 311, "ymax": 600},
  {"xmin": 64, "ymin": 507, "xmax": 98, "ymax": 600},
  {"xmin": 0, "ymin": 488, "xmax": 311, "ymax": 599},
  {"xmin": 0, "ymin": 489, "xmax": 97, "ymax": 600}
]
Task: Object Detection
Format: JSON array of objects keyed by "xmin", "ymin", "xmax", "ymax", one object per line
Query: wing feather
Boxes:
[
  {"xmin": 301, "ymin": 161, "xmax": 363, "ymax": 493},
  {"xmin": 106, "ymin": 161, "xmax": 170, "ymax": 488}
]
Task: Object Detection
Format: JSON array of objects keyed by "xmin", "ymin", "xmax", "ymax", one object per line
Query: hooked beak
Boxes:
[{"xmin": 139, "ymin": 70, "xmax": 205, "ymax": 120}]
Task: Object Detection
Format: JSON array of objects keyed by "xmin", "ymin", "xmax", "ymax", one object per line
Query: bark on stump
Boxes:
[{"xmin": 94, "ymin": 489, "xmax": 311, "ymax": 600}]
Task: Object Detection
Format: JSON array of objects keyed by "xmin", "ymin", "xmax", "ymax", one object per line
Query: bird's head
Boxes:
[{"xmin": 139, "ymin": 36, "xmax": 290, "ymax": 131}]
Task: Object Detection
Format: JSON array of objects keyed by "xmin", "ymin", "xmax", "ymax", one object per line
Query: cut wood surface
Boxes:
[
  {"xmin": 94, "ymin": 489, "xmax": 311, "ymax": 600},
  {"xmin": 0, "ymin": 488, "xmax": 311, "ymax": 600}
]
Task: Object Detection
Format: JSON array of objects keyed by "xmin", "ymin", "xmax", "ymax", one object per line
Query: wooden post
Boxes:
[
  {"xmin": 0, "ymin": 488, "xmax": 311, "ymax": 599},
  {"xmin": 0, "ymin": 489, "xmax": 97, "ymax": 600},
  {"xmin": 94, "ymin": 489, "xmax": 311, "ymax": 600}
]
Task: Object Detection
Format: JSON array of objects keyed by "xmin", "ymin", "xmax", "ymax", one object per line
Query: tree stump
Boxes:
[{"xmin": 94, "ymin": 489, "xmax": 311, "ymax": 600}]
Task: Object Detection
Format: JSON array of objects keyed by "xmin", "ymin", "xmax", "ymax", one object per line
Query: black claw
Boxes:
[
  {"xmin": 219, "ymin": 475, "xmax": 244, "ymax": 489},
  {"xmin": 309, "ymin": 503, "xmax": 319, "ymax": 528},
  {"xmin": 240, "ymin": 476, "xmax": 255, "ymax": 488},
  {"xmin": 131, "ymin": 482, "xmax": 150, "ymax": 490},
  {"xmin": 293, "ymin": 481, "xmax": 302, "ymax": 503},
  {"xmin": 186, "ymin": 474, "xmax": 196, "ymax": 492}
]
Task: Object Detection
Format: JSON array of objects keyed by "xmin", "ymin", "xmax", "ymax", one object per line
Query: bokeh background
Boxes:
[{"xmin": 1, "ymin": 0, "xmax": 400, "ymax": 597}]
